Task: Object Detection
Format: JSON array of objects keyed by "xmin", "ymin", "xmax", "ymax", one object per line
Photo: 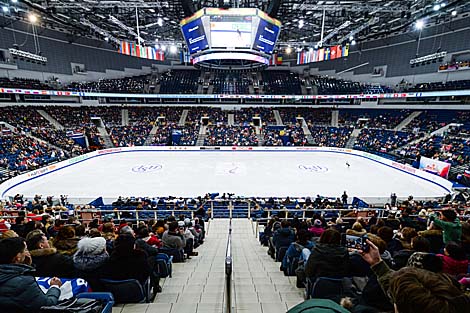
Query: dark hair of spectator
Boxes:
[
  {"xmin": 102, "ymin": 222, "xmax": 115, "ymax": 233},
  {"xmin": 441, "ymin": 210, "xmax": 457, "ymax": 222},
  {"xmin": 15, "ymin": 216, "xmax": 25, "ymax": 224},
  {"xmin": 168, "ymin": 221, "xmax": 179, "ymax": 232},
  {"xmin": 113, "ymin": 233, "xmax": 135, "ymax": 256},
  {"xmin": 297, "ymin": 229, "xmax": 311, "ymax": 245},
  {"xmin": 412, "ymin": 236, "xmax": 430, "ymax": 252},
  {"xmin": 26, "ymin": 233, "xmax": 46, "ymax": 251},
  {"xmin": 75, "ymin": 224, "xmax": 86, "ymax": 237},
  {"xmin": 401, "ymin": 227, "xmax": 418, "ymax": 243},
  {"xmin": 56, "ymin": 226, "xmax": 76, "ymax": 240},
  {"xmin": 445, "ymin": 241, "xmax": 466, "ymax": 260},
  {"xmin": 281, "ymin": 219, "xmax": 290, "ymax": 228},
  {"xmin": 0, "ymin": 237, "xmax": 26, "ymax": 264},
  {"xmin": 319, "ymin": 228, "xmax": 341, "ymax": 245},
  {"xmin": 389, "ymin": 267, "xmax": 465, "ymax": 313},
  {"xmin": 377, "ymin": 226, "xmax": 394, "ymax": 243},
  {"xmin": 136, "ymin": 226, "xmax": 150, "ymax": 238}
]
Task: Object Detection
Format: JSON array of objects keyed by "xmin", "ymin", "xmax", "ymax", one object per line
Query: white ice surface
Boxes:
[{"xmin": 2, "ymin": 150, "xmax": 450, "ymax": 200}]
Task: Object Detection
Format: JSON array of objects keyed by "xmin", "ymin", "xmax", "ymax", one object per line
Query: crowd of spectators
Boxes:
[
  {"xmin": 261, "ymin": 199, "xmax": 470, "ymax": 313},
  {"xmin": 0, "ymin": 134, "xmax": 65, "ymax": 172},
  {"xmin": 110, "ymin": 125, "xmax": 152, "ymax": 147},
  {"xmin": 354, "ymin": 129, "xmax": 422, "ymax": 154},
  {"xmin": 263, "ymin": 126, "xmax": 307, "ymax": 146},
  {"xmin": 309, "ymin": 126, "xmax": 353, "ymax": 148},
  {"xmin": 204, "ymin": 125, "xmax": 258, "ymax": 146},
  {"xmin": 67, "ymin": 75, "xmax": 152, "ymax": 94},
  {"xmin": 0, "ymin": 194, "xmax": 206, "ymax": 312},
  {"xmin": 339, "ymin": 109, "xmax": 410, "ymax": 129}
]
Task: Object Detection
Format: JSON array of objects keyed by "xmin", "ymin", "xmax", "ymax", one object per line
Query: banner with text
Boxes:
[{"xmin": 419, "ymin": 156, "xmax": 451, "ymax": 179}]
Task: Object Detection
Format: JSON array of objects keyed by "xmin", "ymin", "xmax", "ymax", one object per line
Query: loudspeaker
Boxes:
[
  {"xmin": 182, "ymin": 0, "xmax": 196, "ymax": 18},
  {"xmin": 266, "ymin": 0, "xmax": 282, "ymax": 19}
]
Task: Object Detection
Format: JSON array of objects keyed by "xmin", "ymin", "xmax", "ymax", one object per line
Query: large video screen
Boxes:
[
  {"xmin": 253, "ymin": 18, "xmax": 280, "ymax": 54},
  {"xmin": 181, "ymin": 18, "xmax": 209, "ymax": 54},
  {"xmin": 210, "ymin": 15, "xmax": 253, "ymax": 48}
]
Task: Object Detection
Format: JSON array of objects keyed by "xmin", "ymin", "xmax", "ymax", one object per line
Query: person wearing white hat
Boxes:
[{"xmin": 73, "ymin": 237, "xmax": 109, "ymax": 274}]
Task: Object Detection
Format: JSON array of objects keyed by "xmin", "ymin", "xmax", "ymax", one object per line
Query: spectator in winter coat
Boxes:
[
  {"xmin": 308, "ymin": 219, "xmax": 325, "ymax": 237},
  {"xmin": 26, "ymin": 233, "xmax": 75, "ymax": 278},
  {"xmin": 73, "ymin": 237, "xmax": 109, "ymax": 275},
  {"xmin": 52, "ymin": 226, "xmax": 79, "ymax": 256},
  {"xmin": 438, "ymin": 241, "xmax": 469, "ymax": 276},
  {"xmin": 272, "ymin": 219, "xmax": 296, "ymax": 251},
  {"xmin": 305, "ymin": 228, "xmax": 350, "ymax": 279},
  {"xmin": 101, "ymin": 233, "xmax": 151, "ymax": 285},
  {"xmin": 0, "ymin": 237, "xmax": 62, "ymax": 313},
  {"xmin": 282, "ymin": 229, "xmax": 315, "ymax": 271},
  {"xmin": 429, "ymin": 210, "xmax": 462, "ymax": 244},
  {"xmin": 162, "ymin": 221, "xmax": 186, "ymax": 250}
]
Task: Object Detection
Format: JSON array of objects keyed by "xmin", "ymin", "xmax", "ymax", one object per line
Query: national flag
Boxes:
[
  {"xmin": 336, "ymin": 45, "xmax": 342, "ymax": 58},
  {"xmin": 330, "ymin": 46, "xmax": 337, "ymax": 60},
  {"xmin": 276, "ymin": 53, "xmax": 283, "ymax": 65},
  {"xmin": 318, "ymin": 48, "xmax": 325, "ymax": 61},
  {"xmin": 324, "ymin": 47, "xmax": 331, "ymax": 60},
  {"xmin": 342, "ymin": 44, "xmax": 349, "ymax": 57}
]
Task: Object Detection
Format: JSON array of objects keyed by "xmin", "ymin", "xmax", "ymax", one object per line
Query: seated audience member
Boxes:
[
  {"xmin": 272, "ymin": 219, "xmax": 296, "ymax": 252},
  {"xmin": 136, "ymin": 225, "xmax": 162, "ymax": 248},
  {"xmin": 73, "ymin": 237, "xmax": 109, "ymax": 276},
  {"xmin": 346, "ymin": 222, "xmax": 367, "ymax": 236},
  {"xmin": 418, "ymin": 223, "xmax": 444, "ymax": 254},
  {"xmin": 308, "ymin": 219, "xmax": 324, "ymax": 237},
  {"xmin": 101, "ymin": 222, "xmax": 116, "ymax": 253},
  {"xmin": 305, "ymin": 228, "xmax": 350, "ymax": 279},
  {"xmin": 162, "ymin": 221, "xmax": 186, "ymax": 250},
  {"xmin": 438, "ymin": 241, "xmax": 469, "ymax": 276},
  {"xmin": 120, "ymin": 225, "xmax": 159, "ymax": 257},
  {"xmin": 101, "ymin": 233, "xmax": 151, "ymax": 285},
  {"xmin": 282, "ymin": 229, "xmax": 314, "ymax": 273},
  {"xmin": 429, "ymin": 209, "xmax": 462, "ymax": 244},
  {"xmin": 52, "ymin": 226, "xmax": 79, "ymax": 256},
  {"xmin": 393, "ymin": 230, "xmax": 421, "ymax": 269},
  {"xmin": 27, "ymin": 233, "xmax": 75, "ymax": 278},
  {"xmin": 360, "ymin": 239, "xmax": 470, "ymax": 313},
  {"xmin": 377, "ymin": 226, "xmax": 402, "ymax": 255},
  {"xmin": 0, "ymin": 237, "xmax": 62, "ymax": 313}
]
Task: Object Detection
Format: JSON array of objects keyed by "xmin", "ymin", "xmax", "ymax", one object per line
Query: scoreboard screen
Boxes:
[
  {"xmin": 181, "ymin": 18, "xmax": 209, "ymax": 54},
  {"xmin": 210, "ymin": 15, "xmax": 253, "ymax": 49},
  {"xmin": 252, "ymin": 18, "xmax": 280, "ymax": 54}
]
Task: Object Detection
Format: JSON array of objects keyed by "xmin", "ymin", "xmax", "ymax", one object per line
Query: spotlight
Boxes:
[
  {"xmin": 298, "ymin": 19, "xmax": 304, "ymax": 29},
  {"xmin": 28, "ymin": 13, "xmax": 38, "ymax": 23},
  {"xmin": 296, "ymin": 47, "xmax": 302, "ymax": 52},
  {"xmin": 433, "ymin": 4, "xmax": 440, "ymax": 11},
  {"xmin": 349, "ymin": 36, "xmax": 354, "ymax": 41},
  {"xmin": 155, "ymin": 44, "xmax": 160, "ymax": 49},
  {"xmin": 351, "ymin": 40, "xmax": 356, "ymax": 46},
  {"xmin": 11, "ymin": 0, "xmax": 18, "ymax": 3},
  {"xmin": 169, "ymin": 45, "xmax": 177, "ymax": 53},
  {"xmin": 451, "ymin": 10, "xmax": 457, "ymax": 16},
  {"xmin": 161, "ymin": 45, "xmax": 167, "ymax": 51},
  {"xmin": 440, "ymin": 2, "xmax": 446, "ymax": 8},
  {"xmin": 104, "ymin": 37, "xmax": 109, "ymax": 42},
  {"xmin": 285, "ymin": 46, "xmax": 292, "ymax": 54},
  {"xmin": 157, "ymin": 17, "xmax": 163, "ymax": 27},
  {"xmin": 2, "ymin": 6, "xmax": 8, "ymax": 12},
  {"xmin": 415, "ymin": 20, "xmax": 424, "ymax": 30}
]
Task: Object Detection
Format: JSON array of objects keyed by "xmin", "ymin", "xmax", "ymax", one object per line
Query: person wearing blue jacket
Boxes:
[
  {"xmin": 272, "ymin": 219, "xmax": 296, "ymax": 251},
  {"xmin": 282, "ymin": 229, "xmax": 315, "ymax": 272},
  {"xmin": 0, "ymin": 237, "xmax": 62, "ymax": 313}
]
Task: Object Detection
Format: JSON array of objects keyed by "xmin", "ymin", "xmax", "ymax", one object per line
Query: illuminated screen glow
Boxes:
[
  {"xmin": 210, "ymin": 15, "xmax": 252, "ymax": 48},
  {"xmin": 253, "ymin": 18, "xmax": 280, "ymax": 54},
  {"xmin": 181, "ymin": 18, "xmax": 209, "ymax": 53},
  {"xmin": 192, "ymin": 52, "xmax": 269, "ymax": 65}
]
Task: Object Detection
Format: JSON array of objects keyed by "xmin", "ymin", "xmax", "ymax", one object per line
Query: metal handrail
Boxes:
[{"xmin": 224, "ymin": 218, "xmax": 233, "ymax": 313}]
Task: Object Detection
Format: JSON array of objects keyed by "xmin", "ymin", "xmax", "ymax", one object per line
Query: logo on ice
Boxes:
[
  {"xmin": 298, "ymin": 165, "xmax": 328, "ymax": 173},
  {"xmin": 131, "ymin": 164, "xmax": 163, "ymax": 173}
]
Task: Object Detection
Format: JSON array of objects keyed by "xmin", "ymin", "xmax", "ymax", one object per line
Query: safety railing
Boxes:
[{"xmin": 224, "ymin": 219, "xmax": 233, "ymax": 313}]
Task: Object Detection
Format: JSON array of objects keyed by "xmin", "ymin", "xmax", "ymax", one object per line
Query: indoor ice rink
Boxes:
[{"xmin": 0, "ymin": 147, "xmax": 452, "ymax": 203}]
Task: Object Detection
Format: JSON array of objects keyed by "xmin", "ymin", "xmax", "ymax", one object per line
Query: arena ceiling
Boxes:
[{"xmin": 3, "ymin": 0, "xmax": 470, "ymax": 48}]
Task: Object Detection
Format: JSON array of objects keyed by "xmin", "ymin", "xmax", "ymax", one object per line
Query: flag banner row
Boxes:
[
  {"xmin": 296, "ymin": 45, "xmax": 349, "ymax": 65},
  {"xmin": 118, "ymin": 41, "xmax": 165, "ymax": 61},
  {"xmin": 269, "ymin": 53, "xmax": 283, "ymax": 66}
]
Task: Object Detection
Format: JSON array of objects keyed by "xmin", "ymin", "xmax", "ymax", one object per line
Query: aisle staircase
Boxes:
[
  {"xmin": 394, "ymin": 111, "xmax": 421, "ymax": 131},
  {"xmin": 273, "ymin": 110, "xmax": 283, "ymax": 126},
  {"xmin": 37, "ymin": 109, "xmax": 64, "ymax": 130},
  {"xmin": 345, "ymin": 128, "xmax": 362, "ymax": 148},
  {"xmin": 179, "ymin": 110, "xmax": 189, "ymax": 126},
  {"xmin": 121, "ymin": 109, "xmax": 129, "ymax": 126},
  {"xmin": 112, "ymin": 219, "xmax": 304, "ymax": 313},
  {"xmin": 196, "ymin": 125, "xmax": 207, "ymax": 146}
]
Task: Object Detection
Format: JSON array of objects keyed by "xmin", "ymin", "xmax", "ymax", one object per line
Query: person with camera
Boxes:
[
  {"xmin": 0, "ymin": 237, "xmax": 63, "ymax": 313},
  {"xmin": 428, "ymin": 209, "xmax": 462, "ymax": 244},
  {"xmin": 360, "ymin": 239, "xmax": 470, "ymax": 313}
]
